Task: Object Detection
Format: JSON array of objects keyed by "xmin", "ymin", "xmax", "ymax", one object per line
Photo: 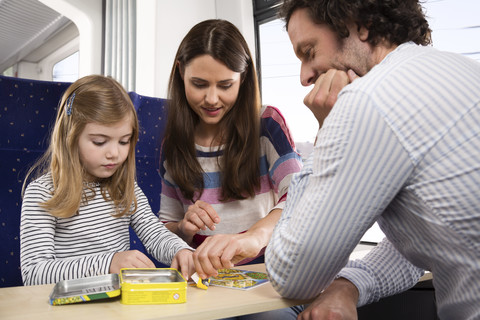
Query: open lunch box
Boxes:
[{"xmin": 49, "ymin": 268, "xmax": 187, "ymax": 305}]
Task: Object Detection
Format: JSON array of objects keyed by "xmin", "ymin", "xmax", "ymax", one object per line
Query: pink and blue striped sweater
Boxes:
[{"xmin": 159, "ymin": 106, "xmax": 303, "ymax": 247}]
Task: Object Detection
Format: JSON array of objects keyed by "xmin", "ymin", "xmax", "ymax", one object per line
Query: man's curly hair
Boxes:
[{"xmin": 279, "ymin": 0, "xmax": 432, "ymax": 46}]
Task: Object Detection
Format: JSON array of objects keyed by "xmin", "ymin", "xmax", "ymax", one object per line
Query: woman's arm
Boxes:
[
  {"xmin": 193, "ymin": 106, "xmax": 303, "ymax": 278},
  {"xmin": 193, "ymin": 208, "xmax": 282, "ymax": 279}
]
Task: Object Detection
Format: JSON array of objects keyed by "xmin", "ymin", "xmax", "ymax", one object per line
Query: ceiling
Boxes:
[{"xmin": 0, "ymin": 0, "xmax": 75, "ymax": 73}]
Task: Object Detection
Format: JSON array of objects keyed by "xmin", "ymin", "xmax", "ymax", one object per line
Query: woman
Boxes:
[{"xmin": 159, "ymin": 19, "xmax": 302, "ymax": 280}]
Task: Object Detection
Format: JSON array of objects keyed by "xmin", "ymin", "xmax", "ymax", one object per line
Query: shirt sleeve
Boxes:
[
  {"xmin": 261, "ymin": 106, "xmax": 303, "ymax": 210},
  {"xmin": 338, "ymin": 238, "xmax": 424, "ymax": 306},
  {"xmin": 131, "ymin": 184, "xmax": 193, "ymax": 265},
  {"xmin": 158, "ymin": 149, "xmax": 187, "ymax": 222},
  {"xmin": 20, "ymin": 181, "xmax": 113, "ymax": 285},
  {"xmin": 265, "ymin": 91, "xmax": 416, "ymax": 300}
]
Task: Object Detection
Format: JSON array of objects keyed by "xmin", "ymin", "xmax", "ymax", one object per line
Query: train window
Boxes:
[
  {"xmin": 258, "ymin": 19, "xmax": 316, "ymax": 158},
  {"xmin": 53, "ymin": 51, "xmax": 79, "ymax": 82},
  {"xmin": 2, "ymin": 66, "xmax": 14, "ymax": 77}
]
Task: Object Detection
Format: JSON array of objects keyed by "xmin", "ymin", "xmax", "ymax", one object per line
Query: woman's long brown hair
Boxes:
[{"xmin": 164, "ymin": 19, "xmax": 261, "ymax": 202}]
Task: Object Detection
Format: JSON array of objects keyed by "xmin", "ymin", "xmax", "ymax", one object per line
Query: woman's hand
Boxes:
[
  {"xmin": 192, "ymin": 209, "xmax": 282, "ymax": 279},
  {"xmin": 171, "ymin": 249, "xmax": 195, "ymax": 281},
  {"xmin": 192, "ymin": 232, "xmax": 264, "ymax": 279},
  {"xmin": 176, "ymin": 200, "xmax": 220, "ymax": 243},
  {"xmin": 109, "ymin": 250, "xmax": 155, "ymax": 273},
  {"xmin": 298, "ymin": 278, "xmax": 359, "ymax": 320}
]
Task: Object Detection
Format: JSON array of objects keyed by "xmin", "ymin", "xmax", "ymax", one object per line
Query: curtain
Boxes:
[{"xmin": 104, "ymin": 0, "xmax": 136, "ymax": 91}]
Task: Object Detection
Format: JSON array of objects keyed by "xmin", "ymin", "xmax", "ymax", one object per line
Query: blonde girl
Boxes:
[{"xmin": 21, "ymin": 75, "xmax": 193, "ymax": 285}]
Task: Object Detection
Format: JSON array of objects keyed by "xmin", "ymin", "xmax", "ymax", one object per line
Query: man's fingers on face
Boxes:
[
  {"xmin": 347, "ymin": 69, "xmax": 359, "ymax": 82},
  {"xmin": 305, "ymin": 73, "xmax": 331, "ymax": 109},
  {"xmin": 318, "ymin": 70, "xmax": 349, "ymax": 109},
  {"xmin": 330, "ymin": 70, "xmax": 349, "ymax": 93},
  {"xmin": 325, "ymin": 94, "xmax": 338, "ymax": 110},
  {"xmin": 304, "ymin": 73, "xmax": 323, "ymax": 104}
]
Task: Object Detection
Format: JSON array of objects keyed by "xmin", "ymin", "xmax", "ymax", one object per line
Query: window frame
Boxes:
[{"xmin": 253, "ymin": 0, "xmax": 282, "ymax": 94}]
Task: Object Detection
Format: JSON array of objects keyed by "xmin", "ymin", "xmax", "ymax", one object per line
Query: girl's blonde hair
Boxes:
[{"xmin": 23, "ymin": 75, "xmax": 139, "ymax": 218}]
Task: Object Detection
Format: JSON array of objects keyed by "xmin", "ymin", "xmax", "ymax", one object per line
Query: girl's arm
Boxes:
[
  {"xmin": 130, "ymin": 184, "xmax": 193, "ymax": 266},
  {"xmin": 20, "ymin": 180, "xmax": 115, "ymax": 285}
]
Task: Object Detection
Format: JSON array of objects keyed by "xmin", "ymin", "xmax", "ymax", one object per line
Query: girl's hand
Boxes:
[
  {"xmin": 193, "ymin": 233, "xmax": 263, "ymax": 279},
  {"xmin": 109, "ymin": 250, "xmax": 155, "ymax": 273},
  {"xmin": 178, "ymin": 200, "xmax": 220, "ymax": 239},
  {"xmin": 171, "ymin": 249, "xmax": 195, "ymax": 280}
]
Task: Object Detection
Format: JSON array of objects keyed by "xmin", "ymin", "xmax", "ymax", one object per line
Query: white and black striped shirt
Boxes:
[{"xmin": 20, "ymin": 173, "xmax": 192, "ymax": 285}]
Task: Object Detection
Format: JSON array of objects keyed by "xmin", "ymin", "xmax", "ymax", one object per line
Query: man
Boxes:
[{"xmin": 265, "ymin": 0, "xmax": 480, "ymax": 319}]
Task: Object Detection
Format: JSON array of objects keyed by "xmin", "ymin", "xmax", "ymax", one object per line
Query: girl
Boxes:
[
  {"xmin": 20, "ymin": 75, "xmax": 193, "ymax": 285},
  {"xmin": 159, "ymin": 20, "xmax": 303, "ymax": 279}
]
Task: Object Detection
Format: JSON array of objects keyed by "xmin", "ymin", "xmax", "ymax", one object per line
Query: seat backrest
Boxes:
[
  {"xmin": 127, "ymin": 92, "xmax": 168, "ymax": 266},
  {"xmin": 0, "ymin": 76, "xmax": 70, "ymax": 287}
]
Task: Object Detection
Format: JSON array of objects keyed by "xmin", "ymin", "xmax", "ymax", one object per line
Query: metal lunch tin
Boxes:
[
  {"xmin": 49, "ymin": 273, "xmax": 121, "ymax": 305},
  {"xmin": 119, "ymin": 268, "xmax": 187, "ymax": 305}
]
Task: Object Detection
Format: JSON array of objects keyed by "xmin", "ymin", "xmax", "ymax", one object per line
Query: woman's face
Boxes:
[{"xmin": 182, "ymin": 54, "xmax": 241, "ymax": 134}]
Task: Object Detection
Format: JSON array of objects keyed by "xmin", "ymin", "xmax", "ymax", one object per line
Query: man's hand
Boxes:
[
  {"xmin": 109, "ymin": 250, "xmax": 155, "ymax": 273},
  {"xmin": 298, "ymin": 278, "xmax": 359, "ymax": 320},
  {"xmin": 303, "ymin": 69, "xmax": 359, "ymax": 128}
]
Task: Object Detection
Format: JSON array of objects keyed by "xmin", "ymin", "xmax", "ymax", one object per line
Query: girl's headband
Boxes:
[{"xmin": 66, "ymin": 92, "xmax": 76, "ymax": 116}]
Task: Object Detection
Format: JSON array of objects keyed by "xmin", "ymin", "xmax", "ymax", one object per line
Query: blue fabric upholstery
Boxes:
[
  {"xmin": 0, "ymin": 75, "xmax": 167, "ymax": 287},
  {"xmin": 128, "ymin": 92, "xmax": 168, "ymax": 268}
]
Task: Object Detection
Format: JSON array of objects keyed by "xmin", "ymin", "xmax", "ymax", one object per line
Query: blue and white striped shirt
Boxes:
[{"xmin": 266, "ymin": 42, "xmax": 480, "ymax": 319}]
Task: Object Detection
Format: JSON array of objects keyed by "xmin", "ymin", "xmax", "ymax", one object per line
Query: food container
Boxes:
[
  {"xmin": 119, "ymin": 268, "xmax": 187, "ymax": 305},
  {"xmin": 49, "ymin": 274, "xmax": 121, "ymax": 305}
]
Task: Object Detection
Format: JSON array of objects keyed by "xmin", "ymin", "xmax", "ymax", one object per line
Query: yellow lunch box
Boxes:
[{"xmin": 119, "ymin": 268, "xmax": 187, "ymax": 305}]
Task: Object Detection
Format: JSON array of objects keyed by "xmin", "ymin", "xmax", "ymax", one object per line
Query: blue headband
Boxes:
[{"xmin": 66, "ymin": 92, "xmax": 75, "ymax": 116}]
